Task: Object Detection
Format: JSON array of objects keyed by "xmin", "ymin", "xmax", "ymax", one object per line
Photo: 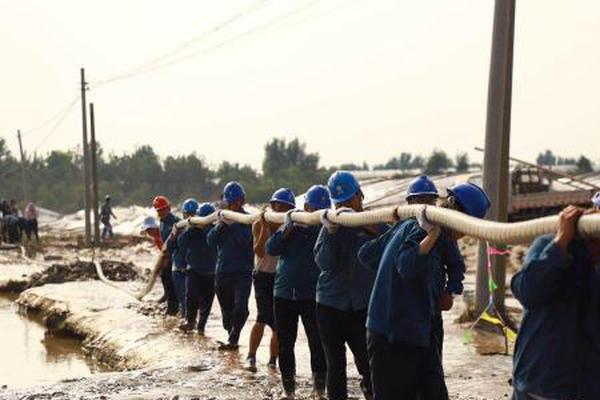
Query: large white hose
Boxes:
[
  {"xmin": 98, "ymin": 205, "xmax": 600, "ymax": 300},
  {"xmin": 177, "ymin": 205, "xmax": 600, "ymax": 244}
]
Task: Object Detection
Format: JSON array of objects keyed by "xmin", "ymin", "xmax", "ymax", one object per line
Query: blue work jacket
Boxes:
[
  {"xmin": 511, "ymin": 234, "xmax": 600, "ymax": 400},
  {"xmin": 206, "ymin": 212, "xmax": 253, "ymax": 275},
  {"xmin": 267, "ymin": 224, "xmax": 321, "ymax": 301},
  {"xmin": 314, "ymin": 223, "xmax": 388, "ymax": 312},
  {"xmin": 160, "ymin": 213, "xmax": 184, "ymax": 269},
  {"xmin": 364, "ymin": 219, "xmax": 448, "ymax": 347},
  {"xmin": 177, "ymin": 225, "xmax": 216, "ymax": 275}
]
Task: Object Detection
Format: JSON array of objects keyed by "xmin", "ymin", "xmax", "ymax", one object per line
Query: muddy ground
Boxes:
[{"xmin": 0, "ymin": 236, "xmax": 523, "ymax": 400}]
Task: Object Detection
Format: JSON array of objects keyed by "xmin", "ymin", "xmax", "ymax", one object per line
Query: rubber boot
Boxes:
[
  {"xmin": 281, "ymin": 376, "xmax": 295, "ymax": 400},
  {"xmin": 312, "ymin": 371, "xmax": 327, "ymax": 400}
]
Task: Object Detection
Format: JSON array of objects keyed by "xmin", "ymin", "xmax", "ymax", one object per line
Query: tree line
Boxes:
[{"xmin": 0, "ymin": 136, "xmax": 595, "ymax": 214}]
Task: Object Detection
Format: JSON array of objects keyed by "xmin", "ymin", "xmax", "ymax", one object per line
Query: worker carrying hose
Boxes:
[
  {"xmin": 359, "ymin": 176, "xmax": 471, "ymax": 361},
  {"xmin": 266, "ymin": 184, "xmax": 330, "ymax": 400},
  {"xmin": 207, "ymin": 181, "xmax": 254, "ymax": 351},
  {"xmin": 153, "ymin": 195, "xmax": 180, "ymax": 316},
  {"xmin": 178, "ymin": 202, "xmax": 217, "ymax": 335},
  {"xmin": 511, "ymin": 194, "xmax": 600, "ymax": 400},
  {"xmin": 164, "ymin": 199, "xmax": 198, "ymax": 318},
  {"xmin": 314, "ymin": 170, "xmax": 388, "ymax": 400},
  {"xmin": 246, "ymin": 188, "xmax": 296, "ymax": 372},
  {"xmin": 364, "ymin": 182, "xmax": 490, "ymax": 400}
]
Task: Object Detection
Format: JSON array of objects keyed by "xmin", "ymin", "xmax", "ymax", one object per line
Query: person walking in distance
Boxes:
[{"xmin": 100, "ymin": 195, "xmax": 117, "ymax": 239}]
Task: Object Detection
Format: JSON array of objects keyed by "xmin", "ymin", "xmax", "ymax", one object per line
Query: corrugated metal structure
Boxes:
[{"xmin": 351, "ymin": 167, "xmax": 598, "ymax": 221}]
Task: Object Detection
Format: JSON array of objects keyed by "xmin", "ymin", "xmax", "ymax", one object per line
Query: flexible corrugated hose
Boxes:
[{"xmin": 96, "ymin": 205, "xmax": 600, "ymax": 300}]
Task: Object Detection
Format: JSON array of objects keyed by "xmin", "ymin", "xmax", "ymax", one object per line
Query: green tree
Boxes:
[
  {"xmin": 455, "ymin": 153, "xmax": 469, "ymax": 173},
  {"xmin": 576, "ymin": 156, "xmax": 593, "ymax": 174},
  {"xmin": 424, "ymin": 150, "xmax": 452, "ymax": 175}
]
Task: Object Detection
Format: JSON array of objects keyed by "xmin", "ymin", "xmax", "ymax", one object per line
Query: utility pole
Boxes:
[
  {"xmin": 475, "ymin": 0, "xmax": 516, "ymax": 315},
  {"xmin": 16, "ymin": 130, "xmax": 28, "ymax": 204},
  {"xmin": 80, "ymin": 68, "xmax": 92, "ymax": 246},
  {"xmin": 89, "ymin": 103, "xmax": 101, "ymax": 244}
]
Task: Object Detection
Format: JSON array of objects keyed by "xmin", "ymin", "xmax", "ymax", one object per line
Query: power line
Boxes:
[
  {"xmin": 92, "ymin": 0, "xmax": 270, "ymax": 87},
  {"xmin": 31, "ymin": 97, "xmax": 80, "ymax": 153},
  {"xmin": 92, "ymin": 0, "xmax": 321, "ymax": 86},
  {"xmin": 20, "ymin": 95, "xmax": 80, "ymax": 138}
]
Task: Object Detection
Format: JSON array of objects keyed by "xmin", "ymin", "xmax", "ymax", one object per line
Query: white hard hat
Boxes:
[{"xmin": 140, "ymin": 216, "xmax": 159, "ymax": 234}]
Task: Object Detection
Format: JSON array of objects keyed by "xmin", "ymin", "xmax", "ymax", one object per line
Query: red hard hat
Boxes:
[{"xmin": 152, "ymin": 195, "xmax": 170, "ymax": 211}]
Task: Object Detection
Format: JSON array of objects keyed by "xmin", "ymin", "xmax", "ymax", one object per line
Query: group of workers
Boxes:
[
  {"xmin": 138, "ymin": 170, "xmax": 599, "ymax": 400},
  {"xmin": 0, "ymin": 198, "xmax": 39, "ymax": 244}
]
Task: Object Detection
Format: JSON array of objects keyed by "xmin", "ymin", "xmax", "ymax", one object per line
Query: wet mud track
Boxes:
[{"xmin": 0, "ymin": 241, "xmax": 517, "ymax": 400}]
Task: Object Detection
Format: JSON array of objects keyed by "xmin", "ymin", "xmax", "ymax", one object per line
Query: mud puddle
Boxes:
[{"xmin": 0, "ymin": 293, "xmax": 109, "ymax": 390}]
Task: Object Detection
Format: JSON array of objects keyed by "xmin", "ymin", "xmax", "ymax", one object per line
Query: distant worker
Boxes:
[
  {"xmin": 364, "ymin": 182, "xmax": 490, "ymax": 400},
  {"xmin": 178, "ymin": 202, "xmax": 217, "ymax": 335},
  {"xmin": 140, "ymin": 216, "xmax": 163, "ymax": 251},
  {"xmin": 100, "ymin": 195, "xmax": 117, "ymax": 239},
  {"xmin": 314, "ymin": 171, "xmax": 388, "ymax": 400},
  {"xmin": 207, "ymin": 182, "xmax": 254, "ymax": 350},
  {"xmin": 511, "ymin": 202, "xmax": 600, "ymax": 400},
  {"xmin": 24, "ymin": 202, "xmax": 40, "ymax": 242},
  {"xmin": 246, "ymin": 188, "xmax": 296, "ymax": 372},
  {"xmin": 153, "ymin": 195, "xmax": 180, "ymax": 316},
  {"xmin": 267, "ymin": 185, "xmax": 331, "ymax": 400}
]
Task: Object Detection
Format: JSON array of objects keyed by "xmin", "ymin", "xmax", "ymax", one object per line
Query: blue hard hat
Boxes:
[
  {"xmin": 592, "ymin": 191, "xmax": 600, "ymax": 208},
  {"xmin": 447, "ymin": 182, "xmax": 491, "ymax": 219},
  {"xmin": 270, "ymin": 188, "xmax": 296, "ymax": 207},
  {"xmin": 182, "ymin": 198, "xmax": 200, "ymax": 214},
  {"xmin": 406, "ymin": 175, "xmax": 439, "ymax": 200},
  {"xmin": 305, "ymin": 185, "xmax": 331, "ymax": 210},
  {"xmin": 223, "ymin": 181, "xmax": 245, "ymax": 204},
  {"xmin": 197, "ymin": 202, "xmax": 216, "ymax": 217},
  {"xmin": 327, "ymin": 171, "xmax": 361, "ymax": 204}
]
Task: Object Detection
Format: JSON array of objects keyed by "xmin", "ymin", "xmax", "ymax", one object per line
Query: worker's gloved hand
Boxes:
[
  {"xmin": 320, "ymin": 210, "xmax": 339, "ymax": 233},
  {"xmin": 283, "ymin": 209, "xmax": 297, "ymax": 230},
  {"xmin": 440, "ymin": 292, "xmax": 454, "ymax": 311},
  {"xmin": 417, "ymin": 207, "xmax": 435, "ymax": 233},
  {"xmin": 217, "ymin": 210, "xmax": 233, "ymax": 226}
]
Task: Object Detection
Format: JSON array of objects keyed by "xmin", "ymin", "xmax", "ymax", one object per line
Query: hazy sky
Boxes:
[{"xmin": 1, "ymin": 0, "xmax": 599, "ymax": 169}]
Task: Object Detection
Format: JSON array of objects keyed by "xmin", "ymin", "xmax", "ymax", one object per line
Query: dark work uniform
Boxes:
[
  {"xmin": 207, "ymin": 212, "xmax": 253, "ymax": 346},
  {"xmin": 160, "ymin": 213, "xmax": 180, "ymax": 316},
  {"xmin": 362, "ymin": 219, "xmax": 448, "ymax": 400},
  {"xmin": 511, "ymin": 235, "xmax": 600, "ymax": 400},
  {"xmin": 178, "ymin": 225, "xmax": 216, "ymax": 332},
  {"xmin": 314, "ymin": 223, "xmax": 387, "ymax": 400},
  {"xmin": 267, "ymin": 223, "xmax": 327, "ymax": 393}
]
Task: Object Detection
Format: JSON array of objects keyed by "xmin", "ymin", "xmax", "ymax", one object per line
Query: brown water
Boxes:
[{"xmin": 0, "ymin": 293, "xmax": 108, "ymax": 389}]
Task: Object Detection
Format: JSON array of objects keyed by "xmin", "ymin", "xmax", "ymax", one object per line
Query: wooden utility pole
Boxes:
[
  {"xmin": 475, "ymin": 0, "xmax": 516, "ymax": 315},
  {"xmin": 16, "ymin": 130, "xmax": 28, "ymax": 203},
  {"xmin": 80, "ymin": 68, "xmax": 92, "ymax": 246},
  {"xmin": 89, "ymin": 103, "xmax": 101, "ymax": 244}
]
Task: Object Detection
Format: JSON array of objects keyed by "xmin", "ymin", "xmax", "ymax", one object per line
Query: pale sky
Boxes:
[{"xmin": 1, "ymin": 0, "xmax": 599, "ymax": 169}]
